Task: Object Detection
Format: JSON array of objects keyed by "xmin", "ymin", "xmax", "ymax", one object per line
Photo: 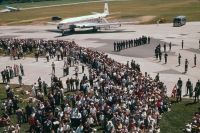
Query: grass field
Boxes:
[
  {"xmin": 0, "ymin": 0, "xmax": 95, "ymax": 9},
  {"xmin": 0, "ymin": 0, "xmax": 199, "ymax": 25},
  {"xmin": 160, "ymin": 99, "xmax": 200, "ymax": 133},
  {"xmin": 0, "ymin": 84, "xmax": 31, "ymax": 132}
]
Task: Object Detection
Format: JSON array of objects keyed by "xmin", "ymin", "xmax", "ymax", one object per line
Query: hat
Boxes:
[
  {"xmin": 31, "ymin": 113, "xmax": 35, "ymax": 117},
  {"xmin": 108, "ymin": 121, "xmax": 112, "ymax": 125}
]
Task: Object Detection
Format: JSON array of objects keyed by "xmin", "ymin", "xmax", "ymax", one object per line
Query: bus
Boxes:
[{"xmin": 173, "ymin": 16, "xmax": 186, "ymax": 27}]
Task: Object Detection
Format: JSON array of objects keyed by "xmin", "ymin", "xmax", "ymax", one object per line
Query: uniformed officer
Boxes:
[
  {"xmin": 163, "ymin": 43, "xmax": 166, "ymax": 52},
  {"xmin": 113, "ymin": 42, "xmax": 116, "ymax": 51},
  {"xmin": 159, "ymin": 51, "xmax": 162, "ymax": 62},
  {"xmin": 148, "ymin": 36, "xmax": 150, "ymax": 44},
  {"xmin": 185, "ymin": 59, "xmax": 189, "ymax": 73},
  {"xmin": 186, "ymin": 79, "xmax": 192, "ymax": 95},
  {"xmin": 199, "ymin": 39, "xmax": 200, "ymax": 49},
  {"xmin": 131, "ymin": 60, "xmax": 135, "ymax": 70},
  {"xmin": 52, "ymin": 62, "xmax": 55, "ymax": 74},
  {"xmin": 194, "ymin": 80, "xmax": 200, "ymax": 103},
  {"xmin": 189, "ymin": 83, "xmax": 193, "ymax": 98},
  {"xmin": 178, "ymin": 53, "xmax": 181, "ymax": 66},
  {"xmin": 169, "ymin": 42, "xmax": 172, "ymax": 51},
  {"xmin": 155, "ymin": 47, "xmax": 159, "ymax": 59},
  {"xmin": 177, "ymin": 77, "xmax": 183, "ymax": 102},
  {"xmin": 164, "ymin": 53, "xmax": 168, "ymax": 64},
  {"xmin": 181, "ymin": 40, "xmax": 184, "ymax": 49},
  {"xmin": 194, "ymin": 54, "xmax": 197, "ymax": 67}
]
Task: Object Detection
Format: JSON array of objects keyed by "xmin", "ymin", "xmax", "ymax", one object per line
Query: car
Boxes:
[
  {"xmin": 173, "ymin": 16, "xmax": 186, "ymax": 27},
  {"xmin": 51, "ymin": 16, "xmax": 62, "ymax": 21}
]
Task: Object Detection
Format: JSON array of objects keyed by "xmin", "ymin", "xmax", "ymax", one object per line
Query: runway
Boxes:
[{"xmin": 0, "ymin": 22, "xmax": 200, "ymax": 96}]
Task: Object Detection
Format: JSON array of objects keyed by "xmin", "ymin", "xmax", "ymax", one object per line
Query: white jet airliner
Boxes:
[
  {"xmin": 57, "ymin": 2, "xmax": 130, "ymax": 36},
  {"xmin": 0, "ymin": 6, "xmax": 20, "ymax": 13}
]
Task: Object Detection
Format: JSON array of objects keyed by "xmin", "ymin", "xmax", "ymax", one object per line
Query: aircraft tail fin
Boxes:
[{"xmin": 104, "ymin": 2, "xmax": 109, "ymax": 15}]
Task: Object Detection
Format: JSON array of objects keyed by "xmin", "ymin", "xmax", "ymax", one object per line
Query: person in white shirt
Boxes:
[
  {"xmin": 57, "ymin": 124, "xmax": 63, "ymax": 133},
  {"xmin": 87, "ymin": 115, "xmax": 94, "ymax": 126},
  {"xmin": 63, "ymin": 121, "xmax": 71, "ymax": 132},
  {"xmin": 90, "ymin": 103, "xmax": 98, "ymax": 125},
  {"xmin": 76, "ymin": 124, "xmax": 83, "ymax": 133},
  {"xmin": 31, "ymin": 83, "xmax": 37, "ymax": 97}
]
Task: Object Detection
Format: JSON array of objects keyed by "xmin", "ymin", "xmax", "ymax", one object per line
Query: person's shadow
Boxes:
[
  {"xmin": 182, "ymin": 72, "xmax": 186, "ymax": 74},
  {"xmin": 185, "ymin": 101, "xmax": 196, "ymax": 106}
]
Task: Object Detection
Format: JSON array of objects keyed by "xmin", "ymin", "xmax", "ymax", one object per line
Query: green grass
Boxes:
[
  {"xmin": 0, "ymin": 49, "xmax": 4, "ymax": 56},
  {"xmin": 160, "ymin": 98, "xmax": 200, "ymax": 133},
  {"xmin": 0, "ymin": 84, "xmax": 31, "ymax": 132},
  {"xmin": 0, "ymin": 0, "xmax": 95, "ymax": 9},
  {"xmin": 0, "ymin": 0, "xmax": 199, "ymax": 25}
]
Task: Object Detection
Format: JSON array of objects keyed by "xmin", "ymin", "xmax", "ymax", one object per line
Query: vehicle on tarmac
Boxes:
[{"xmin": 173, "ymin": 16, "xmax": 186, "ymax": 27}]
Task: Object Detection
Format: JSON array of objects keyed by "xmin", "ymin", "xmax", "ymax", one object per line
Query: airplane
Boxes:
[
  {"xmin": 0, "ymin": 6, "xmax": 20, "ymax": 13},
  {"xmin": 57, "ymin": 2, "xmax": 133, "ymax": 36}
]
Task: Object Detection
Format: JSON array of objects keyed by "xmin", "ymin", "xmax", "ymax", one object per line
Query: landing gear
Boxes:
[
  {"xmin": 70, "ymin": 28, "xmax": 75, "ymax": 32},
  {"xmin": 92, "ymin": 27, "xmax": 98, "ymax": 32},
  {"xmin": 61, "ymin": 30, "xmax": 64, "ymax": 36}
]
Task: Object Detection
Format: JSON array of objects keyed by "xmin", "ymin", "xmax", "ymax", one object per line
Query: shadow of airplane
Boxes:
[{"xmin": 46, "ymin": 29, "xmax": 135, "ymax": 37}]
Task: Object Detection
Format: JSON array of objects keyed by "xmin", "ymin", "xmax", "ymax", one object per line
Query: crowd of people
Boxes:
[
  {"xmin": 1, "ymin": 64, "xmax": 24, "ymax": 85},
  {"xmin": 113, "ymin": 36, "xmax": 150, "ymax": 52},
  {"xmin": 0, "ymin": 38, "xmax": 170, "ymax": 132},
  {"xmin": 0, "ymin": 38, "xmax": 73, "ymax": 62}
]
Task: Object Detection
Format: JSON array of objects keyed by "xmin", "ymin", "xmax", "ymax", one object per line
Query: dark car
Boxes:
[{"xmin": 51, "ymin": 16, "xmax": 62, "ymax": 21}]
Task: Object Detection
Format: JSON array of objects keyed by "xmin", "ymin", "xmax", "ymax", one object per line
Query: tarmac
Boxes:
[{"xmin": 0, "ymin": 22, "xmax": 200, "ymax": 96}]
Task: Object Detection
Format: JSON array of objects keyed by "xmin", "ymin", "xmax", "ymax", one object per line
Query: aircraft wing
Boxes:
[
  {"xmin": 74, "ymin": 22, "xmax": 136, "ymax": 29},
  {"xmin": 0, "ymin": 9, "xmax": 10, "ymax": 13}
]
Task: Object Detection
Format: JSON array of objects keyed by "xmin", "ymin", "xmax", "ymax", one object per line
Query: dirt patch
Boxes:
[
  {"xmin": 107, "ymin": 16, "xmax": 140, "ymax": 24},
  {"xmin": 135, "ymin": 15, "xmax": 156, "ymax": 23},
  {"xmin": 110, "ymin": 16, "xmax": 156, "ymax": 24}
]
